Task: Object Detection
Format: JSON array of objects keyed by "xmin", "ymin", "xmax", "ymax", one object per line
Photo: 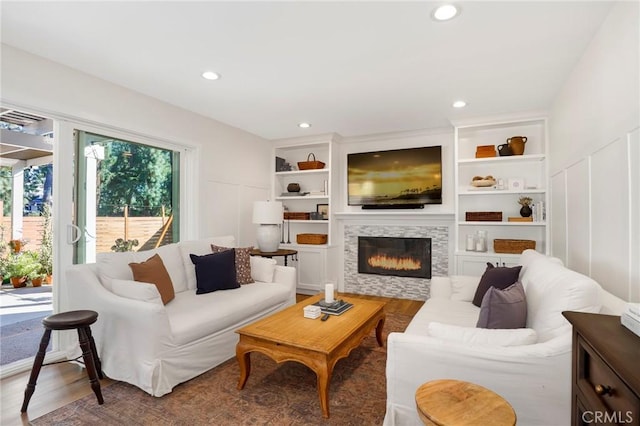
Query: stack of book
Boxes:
[
  {"xmin": 312, "ymin": 299, "xmax": 354, "ymax": 316},
  {"xmin": 621, "ymin": 303, "xmax": 640, "ymax": 337}
]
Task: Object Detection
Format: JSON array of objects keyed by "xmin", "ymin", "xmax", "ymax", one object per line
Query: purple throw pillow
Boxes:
[
  {"xmin": 472, "ymin": 263, "xmax": 523, "ymax": 307},
  {"xmin": 476, "ymin": 281, "xmax": 527, "ymax": 329}
]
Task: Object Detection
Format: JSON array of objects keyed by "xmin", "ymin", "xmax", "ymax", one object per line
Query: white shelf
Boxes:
[
  {"xmin": 275, "ymin": 169, "xmax": 330, "ymax": 176},
  {"xmin": 276, "ymin": 195, "xmax": 329, "ymax": 201},
  {"xmin": 455, "ymin": 250, "xmax": 522, "ymax": 258},
  {"xmin": 458, "ymin": 154, "xmax": 545, "ymax": 165},
  {"xmin": 454, "ymin": 116, "xmax": 549, "ymax": 274},
  {"xmin": 287, "ymin": 220, "xmax": 329, "ymax": 224},
  {"xmin": 280, "ymin": 243, "xmax": 330, "ymax": 249},
  {"xmin": 458, "ymin": 221, "xmax": 547, "ymax": 226},
  {"xmin": 459, "ymin": 188, "xmax": 546, "ymax": 195}
]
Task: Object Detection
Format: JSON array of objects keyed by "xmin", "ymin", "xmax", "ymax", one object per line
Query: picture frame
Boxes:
[{"xmin": 316, "ymin": 203, "xmax": 329, "ymax": 220}]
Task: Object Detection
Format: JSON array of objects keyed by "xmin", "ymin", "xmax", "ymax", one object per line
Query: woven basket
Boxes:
[
  {"xmin": 296, "ymin": 233, "xmax": 328, "ymax": 245},
  {"xmin": 284, "ymin": 212, "xmax": 310, "ymax": 220},
  {"xmin": 493, "ymin": 239, "xmax": 536, "ymax": 254},
  {"xmin": 465, "ymin": 211, "xmax": 503, "ymax": 222},
  {"xmin": 297, "ymin": 153, "xmax": 325, "ymax": 170}
]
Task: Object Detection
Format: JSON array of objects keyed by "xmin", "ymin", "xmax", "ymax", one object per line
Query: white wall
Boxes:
[
  {"xmin": 0, "ymin": 44, "xmax": 271, "ymax": 246},
  {"xmin": 548, "ymin": 2, "xmax": 639, "ymax": 302}
]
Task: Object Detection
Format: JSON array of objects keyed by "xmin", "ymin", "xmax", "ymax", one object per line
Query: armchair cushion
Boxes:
[
  {"xmin": 472, "ymin": 263, "xmax": 522, "ymax": 307},
  {"xmin": 476, "ymin": 281, "xmax": 527, "ymax": 329},
  {"xmin": 428, "ymin": 322, "xmax": 537, "ymax": 346},
  {"xmin": 250, "ymin": 256, "xmax": 277, "ymax": 283},
  {"xmin": 111, "ymin": 279, "xmax": 163, "ymax": 305},
  {"xmin": 450, "ymin": 275, "xmax": 480, "ymax": 302},
  {"xmin": 190, "ymin": 250, "xmax": 239, "ymax": 294},
  {"xmin": 129, "ymin": 254, "xmax": 175, "ymax": 305}
]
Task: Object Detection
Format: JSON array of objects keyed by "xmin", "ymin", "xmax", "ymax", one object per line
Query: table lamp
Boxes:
[{"xmin": 252, "ymin": 201, "xmax": 283, "ymax": 252}]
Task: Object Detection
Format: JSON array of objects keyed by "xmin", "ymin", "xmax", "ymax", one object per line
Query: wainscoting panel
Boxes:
[
  {"xmin": 550, "ymin": 171, "xmax": 567, "ymax": 262},
  {"xmin": 205, "ymin": 180, "xmax": 269, "ymax": 246},
  {"xmin": 343, "ymin": 224, "xmax": 449, "ymax": 300},
  {"xmin": 590, "ymin": 138, "xmax": 630, "ymax": 300},
  {"xmin": 565, "ymin": 159, "xmax": 591, "ymax": 276},
  {"xmin": 629, "ymin": 128, "xmax": 639, "ymax": 302}
]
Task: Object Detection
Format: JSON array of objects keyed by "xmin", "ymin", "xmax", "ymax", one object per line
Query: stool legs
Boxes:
[
  {"xmin": 85, "ymin": 326, "xmax": 103, "ymax": 379},
  {"xmin": 21, "ymin": 325, "xmax": 105, "ymax": 413},
  {"xmin": 78, "ymin": 327, "xmax": 104, "ymax": 405},
  {"xmin": 21, "ymin": 329, "xmax": 52, "ymax": 412}
]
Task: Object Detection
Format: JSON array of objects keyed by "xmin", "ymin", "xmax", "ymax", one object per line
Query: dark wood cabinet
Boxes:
[{"xmin": 563, "ymin": 311, "xmax": 640, "ymax": 426}]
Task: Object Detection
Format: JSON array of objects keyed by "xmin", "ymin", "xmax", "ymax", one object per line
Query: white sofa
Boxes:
[
  {"xmin": 384, "ymin": 250, "xmax": 627, "ymax": 426},
  {"xmin": 63, "ymin": 236, "xmax": 297, "ymax": 397}
]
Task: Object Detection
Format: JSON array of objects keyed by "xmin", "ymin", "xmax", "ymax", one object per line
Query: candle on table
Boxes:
[{"xmin": 325, "ymin": 283, "xmax": 335, "ymax": 304}]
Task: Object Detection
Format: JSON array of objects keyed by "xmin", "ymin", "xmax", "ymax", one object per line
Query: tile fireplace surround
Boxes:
[{"xmin": 343, "ymin": 224, "xmax": 449, "ymax": 300}]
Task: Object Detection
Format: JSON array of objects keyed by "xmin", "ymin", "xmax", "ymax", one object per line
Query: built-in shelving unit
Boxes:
[
  {"xmin": 454, "ymin": 116, "xmax": 550, "ymax": 275},
  {"xmin": 272, "ymin": 135, "xmax": 340, "ymax": 293}
]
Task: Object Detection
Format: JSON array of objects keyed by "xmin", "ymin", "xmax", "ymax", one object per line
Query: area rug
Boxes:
[{"xmin": 31, "ymin": 312, "xmax": 412, "ymax": 425}]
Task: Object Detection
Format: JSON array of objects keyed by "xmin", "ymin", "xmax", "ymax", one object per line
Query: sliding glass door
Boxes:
[{"xmin": 73, "ymin": 130, "xmax": 180, "ymax": 263}]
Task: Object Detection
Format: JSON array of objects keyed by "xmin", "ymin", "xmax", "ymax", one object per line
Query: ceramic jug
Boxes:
[
  {"xmin": 507, "ymin": 136, "xmax": 527, "ymax": 155},
  {"xmin": 497, "ymin": 143, "xmax": 513, "ymax": 156}
]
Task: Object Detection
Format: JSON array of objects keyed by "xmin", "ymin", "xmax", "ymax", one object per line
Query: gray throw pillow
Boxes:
[
  {"xmin": 476, "ymin": 281, "xmax": 527, "ymax": 329},
  {"xmin": 472, "ymin": 263, "xmax": 522, "ymax": 307}
]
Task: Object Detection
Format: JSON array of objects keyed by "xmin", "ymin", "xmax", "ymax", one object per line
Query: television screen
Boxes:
[{"xmin": 348, "ymin": 146, "xmax": 442, "ymax": 206}]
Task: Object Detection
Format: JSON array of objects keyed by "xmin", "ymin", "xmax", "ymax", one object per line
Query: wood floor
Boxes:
[{"xmin": 1, "ymin": 293, "xmax": 423, "ymax": 426}]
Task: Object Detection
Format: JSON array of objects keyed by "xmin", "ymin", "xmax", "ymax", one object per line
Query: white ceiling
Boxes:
[{"xmin": 0, "ymin": 1, "xmax": 614, "ymax": 140}]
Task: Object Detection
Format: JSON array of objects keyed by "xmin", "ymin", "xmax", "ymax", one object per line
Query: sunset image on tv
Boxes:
[{"xmin": 348, "ymin": 146, "xmax": 442, "ymax": 206}]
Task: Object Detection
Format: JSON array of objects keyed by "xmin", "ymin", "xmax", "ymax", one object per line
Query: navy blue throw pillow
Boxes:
[{"xmin": 190, "ymin": 250, "xmax": 239, "ymax": 294}]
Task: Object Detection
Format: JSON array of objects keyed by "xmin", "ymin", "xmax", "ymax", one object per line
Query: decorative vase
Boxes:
[
  {"xmin": 520, "ymin": 205, "xmax": 532, "ymax": 218},
  {"xmin": 507, "ymin": 136, "xmax": 527, "ymax": 155},
  {"xmin": 287, "ymin": 183, "xmax": 301, "ymax": 193}
]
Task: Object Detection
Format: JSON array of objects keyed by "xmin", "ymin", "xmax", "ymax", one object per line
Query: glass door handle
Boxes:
[{"xmin": 67, "ymin": 224, "xmax": 81, "ymax": 244}]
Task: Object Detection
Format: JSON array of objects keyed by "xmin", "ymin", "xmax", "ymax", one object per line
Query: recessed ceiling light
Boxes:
[
  {"xmin": 202, "ymin": 71, "xmax": 220, "ymax": 80},
  {"xmin": 453, "ymin": 100, "xmax": 467, "ymax": 108},
  {"xmin": 298, "ymin": 122, "xmax": 311, "ymax": 129},
  {"xmin": 432, "ymin": 4, "xmax": 459, "ymax": 21}
]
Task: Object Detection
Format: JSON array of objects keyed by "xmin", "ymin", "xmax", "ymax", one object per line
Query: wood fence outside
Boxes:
[{"xmin": 1, "ymin": 216, "xmax": 172, "ymax": 254}]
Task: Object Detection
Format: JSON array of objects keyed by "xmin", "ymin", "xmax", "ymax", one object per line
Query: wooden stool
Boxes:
[
  {"xmin": 415, "ymin": 379, "xmax": 516, "ymax": 426},
  {"xmin": 21, "ymin": 310, "xmax": 104, "ymax": 412}
]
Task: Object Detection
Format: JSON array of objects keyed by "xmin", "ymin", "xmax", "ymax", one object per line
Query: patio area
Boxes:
[{"xmin": 0, "ymin": 283, "xmax": 52, "ymax": 366}]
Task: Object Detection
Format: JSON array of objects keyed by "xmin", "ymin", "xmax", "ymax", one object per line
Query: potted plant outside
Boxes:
[
  {"xmin": 38, "ymin": 204, "xmax": 53, "ymax": 283},
  {"xmin": 5, "ymin": 251, "xmax": 42, "ymax": 288},
  {"xmin": 0, "ymin": 235, "xmax": 8, "ymax": 284}
]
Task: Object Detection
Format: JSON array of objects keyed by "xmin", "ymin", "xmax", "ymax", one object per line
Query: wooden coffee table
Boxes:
[{"xmin": 235, "ymin": 294, "xmax": 385, "ymax": 418}]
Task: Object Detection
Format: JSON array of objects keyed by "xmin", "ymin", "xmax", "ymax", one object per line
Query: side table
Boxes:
[
  {"xmin": 415, "ymin": 379, "xmax": 516, "ymax": 425},
  {"xmin": 249, "ymin": 248, "xmax": 298, "ymax": 266}
]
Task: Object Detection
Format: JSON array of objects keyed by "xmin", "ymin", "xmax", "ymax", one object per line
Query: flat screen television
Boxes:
[{"xmin": 347, "ymin": 146, "xmax": 442, "ymax": 207}]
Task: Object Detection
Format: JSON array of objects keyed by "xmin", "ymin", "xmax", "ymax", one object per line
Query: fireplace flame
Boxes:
[{"xmin": 367, "ymin": 254, "xmax": 421, "ymax": 271}]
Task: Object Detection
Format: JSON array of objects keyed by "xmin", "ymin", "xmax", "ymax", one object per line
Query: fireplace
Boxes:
[{"xmin": 358, "ymin": 236, "xmax": 431, "ymax": 279}]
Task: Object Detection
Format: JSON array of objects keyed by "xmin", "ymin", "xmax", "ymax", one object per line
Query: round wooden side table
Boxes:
[{"xmin": 415, "ymin": 379, "xmax": 516, "ymax": 426}]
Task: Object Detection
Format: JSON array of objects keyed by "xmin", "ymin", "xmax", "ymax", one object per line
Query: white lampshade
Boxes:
[{"xmin": 252, "ymin": 201, "xmax": 283, "ymax": 225}]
